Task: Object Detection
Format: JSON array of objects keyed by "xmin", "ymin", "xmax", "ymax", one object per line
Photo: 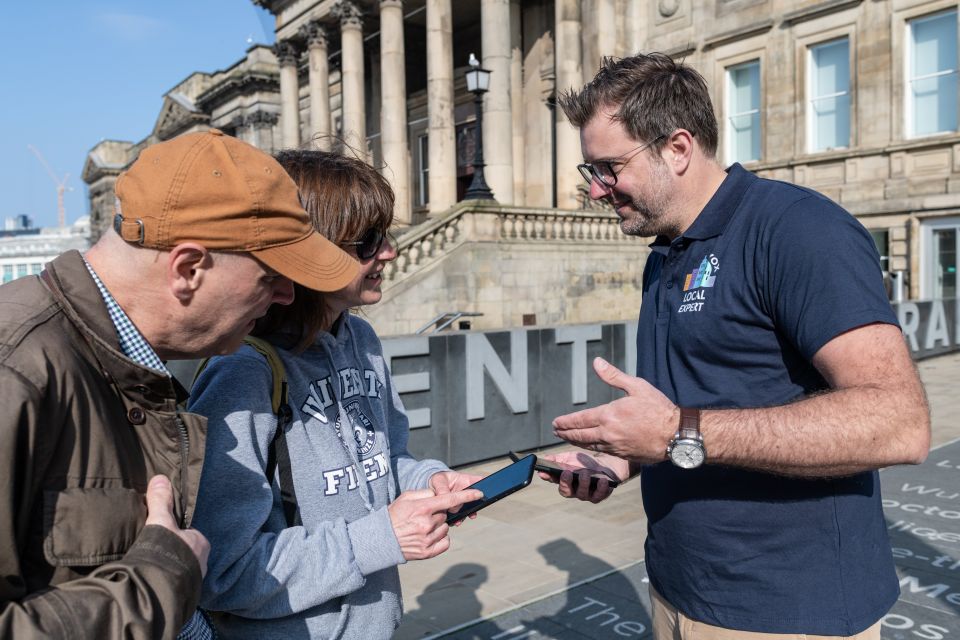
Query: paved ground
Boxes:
[{"xmin": 394, "ymin": 352, "xmax": 960, "ymax": 639}]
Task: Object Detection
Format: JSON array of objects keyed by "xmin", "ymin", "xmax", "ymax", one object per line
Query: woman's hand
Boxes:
[{"xmin": 387, "ymin": 488, "xmax": 482, "ymax": 560}]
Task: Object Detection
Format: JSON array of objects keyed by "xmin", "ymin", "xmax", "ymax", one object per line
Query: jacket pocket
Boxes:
[{"xmin": 43, "ymin": 487, "xmax": 145, "ymax": 566}]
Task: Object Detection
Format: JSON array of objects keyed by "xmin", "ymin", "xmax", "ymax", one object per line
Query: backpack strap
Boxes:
[{"xmin": 194, "ymin": 337, "xmax": 301, "ymax": 527}]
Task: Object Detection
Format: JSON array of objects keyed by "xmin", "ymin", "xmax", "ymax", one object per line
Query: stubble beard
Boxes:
[{"xmin": 614, "ymin": 161, "xmax": 676, "ymax": 238}]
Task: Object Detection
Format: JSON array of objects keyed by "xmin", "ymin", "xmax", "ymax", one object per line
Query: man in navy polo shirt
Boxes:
[{"xmin": 547, "ymin": 53, "xmax": 930, "ymax": 639}]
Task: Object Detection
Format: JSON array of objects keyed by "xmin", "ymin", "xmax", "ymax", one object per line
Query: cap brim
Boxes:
[{"xmin": 253, "ymin": 231, "xmax": 360, "ymax": 292}]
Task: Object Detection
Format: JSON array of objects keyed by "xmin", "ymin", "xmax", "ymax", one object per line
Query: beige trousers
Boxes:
[{"xmin": 650, "ymin": 586, "xmax": 881, "ymax": 640}]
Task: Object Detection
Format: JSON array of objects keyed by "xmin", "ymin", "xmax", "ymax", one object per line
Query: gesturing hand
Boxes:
[
  {"xmin": 144, "ymin": 475, "xmax": 210, "ymax": 577},
  {"xmin": 387, "ymin": 488, "xmax": 483, "ymax": 561},
  {"xmin": 553, "ymin": 357, "xmax": 678, "ymax": 463}
]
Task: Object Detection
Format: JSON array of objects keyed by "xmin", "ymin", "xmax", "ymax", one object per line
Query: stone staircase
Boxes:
[{"xmin": 365, "ymin": 201, "xmax": 652, "ymax": 337}]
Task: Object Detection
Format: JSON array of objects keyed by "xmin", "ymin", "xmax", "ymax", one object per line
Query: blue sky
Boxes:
[{"xmin": 0, "ymin": 2, "xmax": 275, "ymax": 229}]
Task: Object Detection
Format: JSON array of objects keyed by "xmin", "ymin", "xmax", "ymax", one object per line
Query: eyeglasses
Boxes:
[
  {"xmin": 577, "ymin": 134, "xmax": 667, "ymax": 188},
  {"xmin": 339, "ymin": 228, "xmax": 392, "ymax": 260}
]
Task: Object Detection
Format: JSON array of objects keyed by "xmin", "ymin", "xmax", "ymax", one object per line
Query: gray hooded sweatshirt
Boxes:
[{"xmin": 188, "ymin": 313, "xmax": 448, "ymax": 639}]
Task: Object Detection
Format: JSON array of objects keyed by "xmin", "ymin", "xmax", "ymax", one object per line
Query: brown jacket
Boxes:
[{"xmin": 0, "ymin": 250, "xmax": 207, "ymax": 639}]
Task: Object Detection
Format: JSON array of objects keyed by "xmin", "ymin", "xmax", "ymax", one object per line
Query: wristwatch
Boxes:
[{"xmin": 666, "ymin": 407, "xmax": 706, "ymax": 469}]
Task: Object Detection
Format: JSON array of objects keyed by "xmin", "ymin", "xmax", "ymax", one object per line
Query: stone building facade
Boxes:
[
  {"xmin": 82, "ymin": 45, "xmax": 284, "ymax": 237},
  {"xmin": 84, "ymin": 0, "xmax": 960, "ymax": 334}
]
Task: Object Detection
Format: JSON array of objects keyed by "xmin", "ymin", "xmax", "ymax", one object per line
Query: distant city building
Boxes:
[
  {"xmin": 4, "ymin": 215, "xmax": 33, "ymax": 232},
  {"xmin": 84, "ymin": 0, "xmax": 960, "ymax": 334},
  {"xmin": 0, "ymin": 217, "xmax": 91, "ymax": 284}
]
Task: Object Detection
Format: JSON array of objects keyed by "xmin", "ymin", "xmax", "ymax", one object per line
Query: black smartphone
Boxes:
[
  {"xmin": 446, "ymin": 453, "xmax": 536, "ymax": 525},
  {"xmin": 510, "ymin": 451, "xmax": 620, "ymax": 492}
]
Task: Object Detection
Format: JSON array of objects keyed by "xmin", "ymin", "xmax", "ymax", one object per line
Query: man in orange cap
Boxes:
[{"xmin": 0, "ymin": 129, "xmax": 359, "ymax": 639}]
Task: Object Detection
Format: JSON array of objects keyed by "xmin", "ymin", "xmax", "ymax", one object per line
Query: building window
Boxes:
[
  {"xmin": 869, "ymin": 229, "xmax": 890, "ymax": 273},
  {"xmin": 418, "ymin": 134, "xmax": 429, "ymax": 206},
  {"xmin": 932, "ymin": 227, "xmax": 957, "ymax": 299},
  {"xmin": 808, "ymin": 39, "xmax": 850, "ymax": 152},
  {"xmin": 726, "ymin": 60, "xmax": 761, "ymax": 164},
  {"xmin": 16, "ymin": 265, "xmax": 27, "ymax": 279},
  {"xmin": 907, "ymin": 9, "xmax": 958, "ymax": 137},
  {"xmin": 2, "ymin": 266, "xmax": 11, "ymax": 283},
  {"xmin": 924, "ymin": 218, "xmax": 960, "ymax": 299}
]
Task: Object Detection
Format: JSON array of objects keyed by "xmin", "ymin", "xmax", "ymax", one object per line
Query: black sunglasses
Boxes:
[{"xmin": 339, "ymin": 228, "xmax": 391, "ymax": 260}]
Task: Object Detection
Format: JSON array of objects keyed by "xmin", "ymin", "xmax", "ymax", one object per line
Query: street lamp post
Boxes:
[{"xmin": 463, "ymin": 53, "xmax": 495, "ymax": 201}]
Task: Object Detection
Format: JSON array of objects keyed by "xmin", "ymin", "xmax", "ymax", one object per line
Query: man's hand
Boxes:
[
  {"xmin": 553, "ymin": 357, "xmax": 678, "ymax": 463},
  {"xmin": 387, "ymin": 488, "xmax": 483, "ymax": 560},
  {"xmin": 144, "ymin": 475, "xmax": 210, "ymax": 577},
  {"xmin": 539, "ymin": 451, "xmax": 628, "ymax": 503}
]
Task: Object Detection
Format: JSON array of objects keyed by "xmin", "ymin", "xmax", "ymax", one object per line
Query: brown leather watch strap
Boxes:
[{"xmin": 678, "ymin": 407, "xmax": 702, "ymax": 440}]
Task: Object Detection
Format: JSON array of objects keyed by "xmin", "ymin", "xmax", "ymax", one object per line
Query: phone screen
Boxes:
[{"xmin": 446, "ymin": 454, "xmax": 536, "ymax": 524}]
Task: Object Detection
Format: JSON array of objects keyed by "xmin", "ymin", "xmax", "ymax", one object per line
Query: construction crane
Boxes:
[{"xmin": 27, "ymin": 145, "xmax": 72, "ymax": 227}]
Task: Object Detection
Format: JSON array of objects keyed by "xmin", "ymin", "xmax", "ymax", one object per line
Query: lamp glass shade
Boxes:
[{"xmin": 465, "ymin": 67, "xmax": 491, "ymax": 92}]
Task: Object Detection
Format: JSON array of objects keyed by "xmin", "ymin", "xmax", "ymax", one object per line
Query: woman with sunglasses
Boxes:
[{"xmin": 186, "ymin": 150, "xmax": 482, "ymax": 640}]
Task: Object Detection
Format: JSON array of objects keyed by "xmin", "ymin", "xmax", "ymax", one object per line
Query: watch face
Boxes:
[{"xmin": 670, "ymin": 440, "xmax": 705, "ymax": 469}]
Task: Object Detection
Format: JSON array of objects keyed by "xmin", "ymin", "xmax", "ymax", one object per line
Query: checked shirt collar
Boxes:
[{"xmin": 83, "ymin": 259, "xmax": 170, "ymax": 375}]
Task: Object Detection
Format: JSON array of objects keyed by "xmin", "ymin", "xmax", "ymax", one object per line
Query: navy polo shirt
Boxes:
[{"xmin": 637, "ymin": 164, "xmax": 899, "ymax": 635}]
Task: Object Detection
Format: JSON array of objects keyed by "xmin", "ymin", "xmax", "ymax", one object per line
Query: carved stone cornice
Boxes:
[
  {"xmin": 782, "ymin": 0, "xmax": 863, "ymax": 26},
  {"xmin": 702, "ymin": 18, "xmax": 774, "ymax": 50},
  {"xmin": 334, "ymin": 1, "xmax": 363, "ymax": 30},
  {"xmin": 245, "ymin": 111, "xmax": 280, "ymax": 128},
  {"xmin": 83, "ymin": 164, "xmax": 124, "ymax": 186},
  {"xmin": 273, "ymin": 40, "xmax": 301, "ymax": 66},
  {"xmin": 155, "ymin": 100, "xmax": 210, "ymax": 141},
  {"xmin": 195, "ymin": 72, "xmax": 280, "ymax": 111},
  {"xmin": 301, "ymin": 20, "xmax": 329, "ymax": 49}
]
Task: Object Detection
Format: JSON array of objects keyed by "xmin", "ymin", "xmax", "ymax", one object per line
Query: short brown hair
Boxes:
[
  {"xmin": 255, "ymin": 150, "xmax": 395, "ymax": 350},
  {"xmin": 558, "ymin": 53, "xmax": 719, "ymax": 157}
]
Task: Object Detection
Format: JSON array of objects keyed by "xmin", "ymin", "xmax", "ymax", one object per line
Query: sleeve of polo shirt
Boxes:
[{"xmin": 761, "ymin": 193, "xmax": 897, "ymax": 361}]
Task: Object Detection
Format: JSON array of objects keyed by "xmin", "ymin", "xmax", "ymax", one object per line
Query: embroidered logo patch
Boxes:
[
  {"xmin": 678, "ymin": 254, "xmax": 719, "ymax": 314},
  {"xmin": 683, "ymin": 254, "xmax": 718, "ymax": 291}
]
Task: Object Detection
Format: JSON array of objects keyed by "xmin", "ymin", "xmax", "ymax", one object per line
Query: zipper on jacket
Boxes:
[{"xmin": 174, "ymin": 412, "xmax": 190, "ymax": 527}]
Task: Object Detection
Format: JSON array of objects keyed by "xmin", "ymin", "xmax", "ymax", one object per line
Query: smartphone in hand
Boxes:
[
  {"xmin": 446, "ymin": 454, "xmax": 536, "ymax": 525},
  {"xmin": 510, "ymin": 451, "xmax": 620, "ymax": 493}
]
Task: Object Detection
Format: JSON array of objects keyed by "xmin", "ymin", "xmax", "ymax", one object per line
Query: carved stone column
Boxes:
[
  {"xmin": 626, "ymin": 0, "xmax": 644, "ymax": 55},
  {"xmin": 380, "ymin": 0, "xmax": 411, "ymax": 225},
  {"xmin": 274, "ymin": 40, "xmax": 301, "ymax": 149},
  {"xmin": 426, "ymin": 0, "xmax": 456, "ymax": 214},
  {"xmin": 595, "ymin": 0, "xmax": 616, "ymax": 61},
  {"xmin": 510, "ymin": 0, "xmax": 525, "ymax": 205},
  {"xmin": 481, "ymin": 0, "xmax": 514, "ymax": 203},
  {"xmin": 337, "ymin": 1, "xmax": 367, "ymax": 159},
  {"xmin": 303, "ymin": 21, "xmax": 331, "ymax": 149},
  {"xmin": 554, "ymin": 0, "xmax": 583, "ymax": 209},
  {"xmin": 246, "ymin": 111, "xmax": 279, "ymax": 152}
]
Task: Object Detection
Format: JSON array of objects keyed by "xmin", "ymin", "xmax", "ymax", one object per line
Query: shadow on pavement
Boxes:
[{"xmin": 431, "ymin": 539, "xmax": 652, "ymax": 639}]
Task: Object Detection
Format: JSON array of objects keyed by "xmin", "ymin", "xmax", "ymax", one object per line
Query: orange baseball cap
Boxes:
[{"xmin": 113, "ymin": 129, "xmax": 358, "ymax": 292}]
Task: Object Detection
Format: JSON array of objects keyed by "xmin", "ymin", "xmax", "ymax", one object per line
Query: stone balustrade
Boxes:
[
  {"xmin": 383, "ymin": 212, "xmax": 464, "ymax": 282},
  {"xmin": 496, "ymin": 210, "xmax": 626, "ymax": 243},
  {"xmin": 383, "ymin": 203, "xmax": 628, "ymax": 286}
]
